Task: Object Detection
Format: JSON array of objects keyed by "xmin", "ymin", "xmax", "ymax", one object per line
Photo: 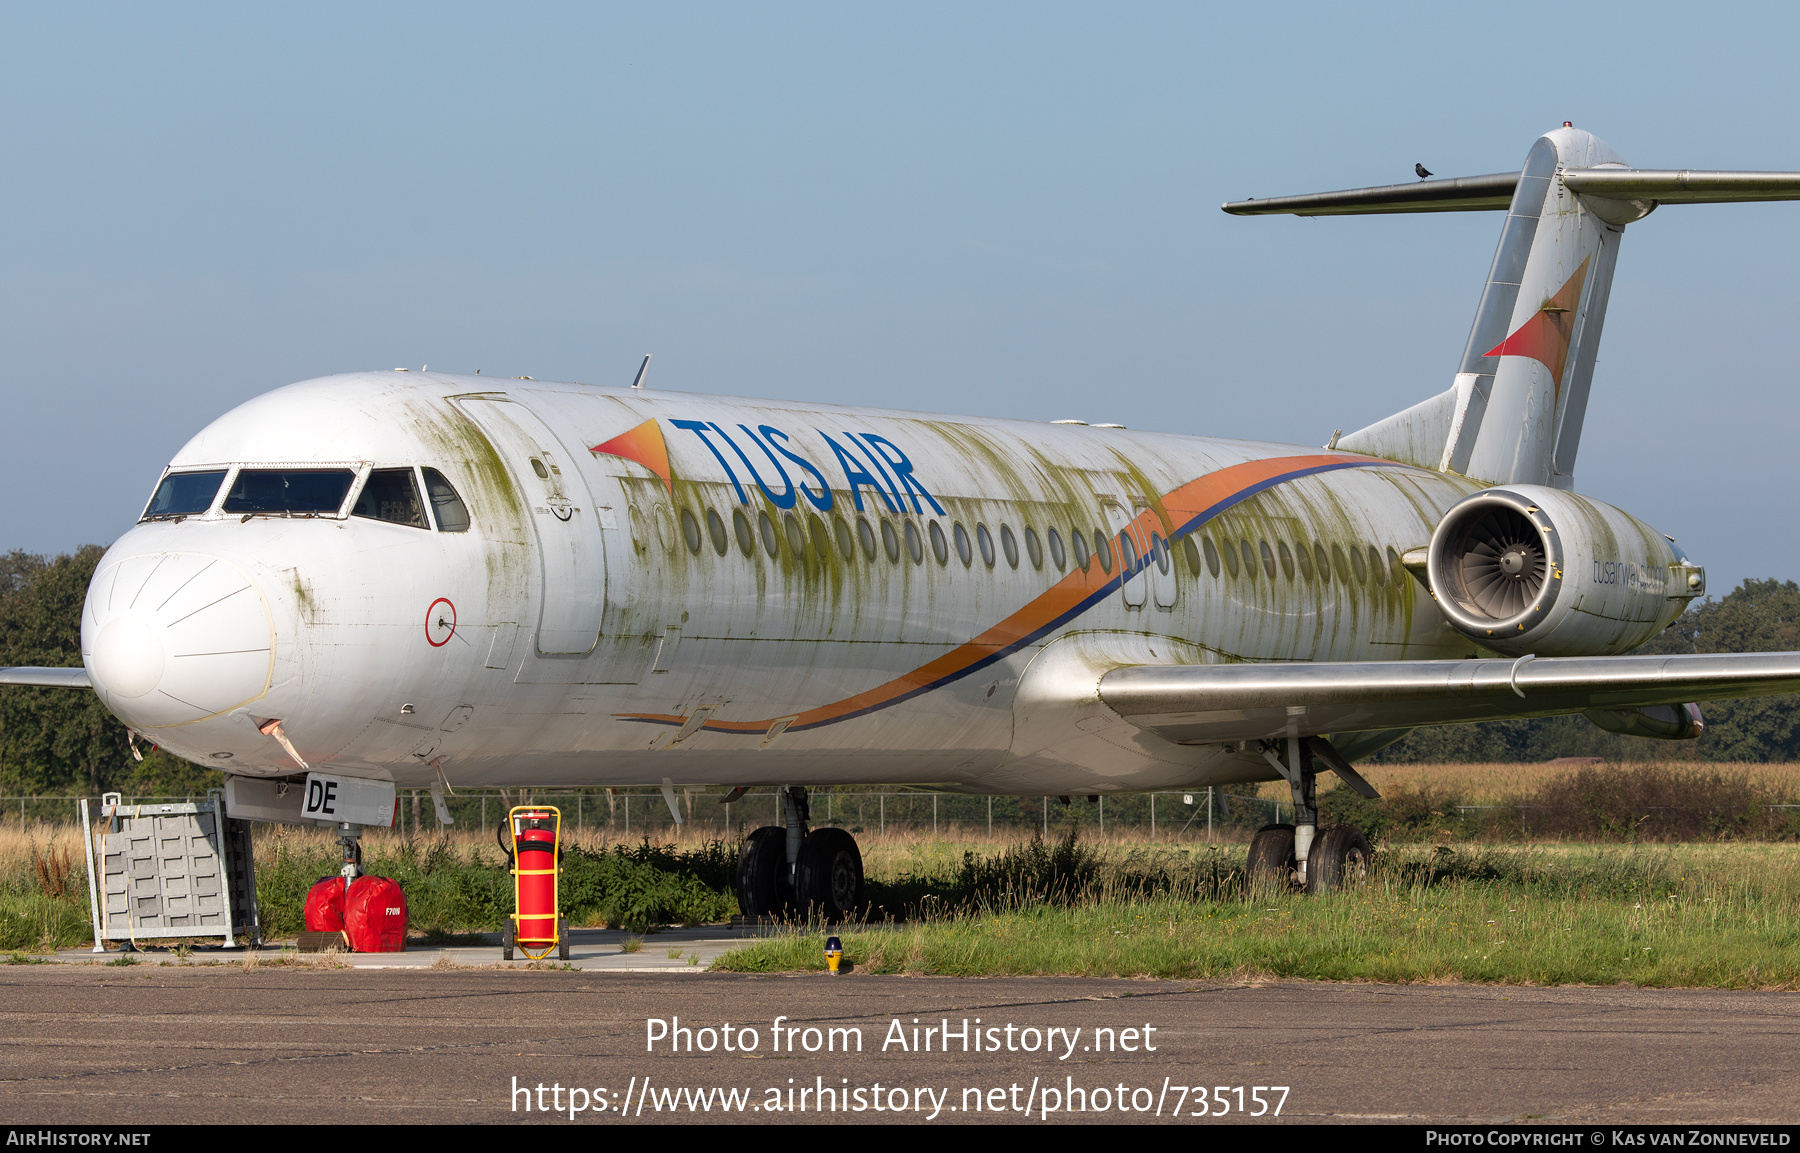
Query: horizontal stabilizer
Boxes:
[
  {"xmin": 1560, "ymin": 169, "xmax": 1800, "ymax": 205},
  {"xmin": 1222, "ymin": 173, "xmax": 1517, "ymax": 216},
  {"xmin": 1224, "ymin": 169, "xmax": 1800, "ymax": 217},
  {"xmin": 0, "ymin": 666, "xmax": 90, "ymax": 688},
  {"xmin": 1099, "ymin": 652, "xmax": 1800, "ymax": 745}
]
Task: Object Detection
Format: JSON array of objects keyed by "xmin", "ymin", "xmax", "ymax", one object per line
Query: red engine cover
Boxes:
[
  {"xmin": 303, "ymin": 877, "xmax": 345, "ymax": 932},
  {"xmin": 344, "ymin": 876, "xmax": 408, "ymax": 953}
]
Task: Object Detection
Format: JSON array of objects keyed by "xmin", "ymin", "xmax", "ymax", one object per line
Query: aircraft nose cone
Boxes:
[
  {"xmin": 91, "ymin": 616, "xmax": 165, "ymax": 698},
  {"xmin": 83, "ymin": 553, "xmax": 275, "ymax": 729}
]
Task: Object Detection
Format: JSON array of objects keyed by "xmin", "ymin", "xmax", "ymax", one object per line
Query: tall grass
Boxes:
[
  {"xmin": 715, "ymin": 839, "xmax": 1800, "ymax": 987},
  {"xmin": 7, "ymin": 787, "xmax": 1800, "ymax": 986},
  {"xmin": 1357, "ymin": 760, "xmax": 1800, "ymax": 807}
]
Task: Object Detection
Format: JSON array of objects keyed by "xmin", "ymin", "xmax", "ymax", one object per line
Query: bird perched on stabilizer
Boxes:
[{"xmin": 1415, "ymin": 163, "xmax": 1433, "ymax": 180}]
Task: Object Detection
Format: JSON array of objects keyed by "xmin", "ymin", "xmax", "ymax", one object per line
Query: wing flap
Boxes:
[{"xmin": 1099, "ymin": 652, "xmax": 1800, "ymax": 745}]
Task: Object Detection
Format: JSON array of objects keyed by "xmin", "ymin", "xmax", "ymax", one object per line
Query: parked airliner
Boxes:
[{"xmin": 10, "ymin": 125, "xmax": 1800, "ymax": 915}]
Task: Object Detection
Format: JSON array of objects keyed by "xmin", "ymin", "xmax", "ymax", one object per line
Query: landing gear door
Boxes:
[{"xmin": 456, "ymin": 398, "xmax": 606, "ymax": 656}]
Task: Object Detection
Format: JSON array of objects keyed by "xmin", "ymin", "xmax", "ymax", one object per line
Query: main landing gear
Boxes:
[
  {"xmin": 735, "ymin": 786, "xmax": 866, "ymax": 921},
  {"xmin": 1248, "ymin": 735, "xmax": 1377, "ymax": 894}
]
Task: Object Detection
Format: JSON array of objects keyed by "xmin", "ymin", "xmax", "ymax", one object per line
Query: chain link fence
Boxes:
[{"xmin": 2, "ymin": 788, "xmax": 1291, "ymax": 841}]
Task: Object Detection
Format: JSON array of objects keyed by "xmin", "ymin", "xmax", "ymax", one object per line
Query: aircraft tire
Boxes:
[
  {"xmin": 736, "ymin": 825, "xmax": 790, "ymax": 918},
  {"xmin": 1246, "ymin": 823, "xmax": 1296, "ymax": 889},
  {"xmin": 1305, "ymin": 825, "xmax": 1372, "ymax": 895},
  {"xmin": 795, "ymin": 827, "xmax": 865, "ymax": 923}
]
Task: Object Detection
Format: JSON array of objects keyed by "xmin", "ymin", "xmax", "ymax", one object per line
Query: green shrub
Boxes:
[{"xmin": 254, "ymin": 834, "xmax": 739, "ymax": 936}]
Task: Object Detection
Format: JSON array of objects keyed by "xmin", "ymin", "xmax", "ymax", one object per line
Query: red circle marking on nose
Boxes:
[{"xmin": 426, "ymin": 598, "xmax": 456, "ymax": 647}]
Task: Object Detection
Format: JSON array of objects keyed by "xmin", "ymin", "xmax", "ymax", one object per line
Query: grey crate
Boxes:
[{"xmin": 84, "ymin": 793, "xmax": 259, "ymax": 949}]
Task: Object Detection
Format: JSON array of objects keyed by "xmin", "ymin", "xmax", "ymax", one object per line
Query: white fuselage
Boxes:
[{"xmin": 83, "ymin": 371, "xmax": 1492, "ymax": 795}]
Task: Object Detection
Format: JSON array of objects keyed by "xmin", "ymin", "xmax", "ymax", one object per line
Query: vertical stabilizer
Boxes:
[
  {"xmin": 1333, "ymin": 128, "xmax": 1631, "ymax": 487},
  {"xmin": 1457, "ymin": 128, "xmax": 1625, "ymax": 488},
  {"xmin": 1229, "ymin": 129, "xmax": 1800, "ymax": 487}
]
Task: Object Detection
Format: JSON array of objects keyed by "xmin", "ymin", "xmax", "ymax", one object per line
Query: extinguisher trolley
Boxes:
[{"xmin": 498, "ymin": 806, "xmax": 568, "ymax": 960}]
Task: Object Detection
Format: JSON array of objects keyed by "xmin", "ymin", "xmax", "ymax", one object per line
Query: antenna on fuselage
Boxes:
[{"xmin": 631, "ymin": 354, "xmax": 653, "ymax": 390}]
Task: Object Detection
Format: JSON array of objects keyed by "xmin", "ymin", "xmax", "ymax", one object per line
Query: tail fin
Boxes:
[{"xmin": 1227, "ymin": 127, "xmax": 1800, "ymax": 488}]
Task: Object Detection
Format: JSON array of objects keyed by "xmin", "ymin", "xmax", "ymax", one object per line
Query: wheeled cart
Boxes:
[{"xmin": 498, "ymin": 806, "xmax": 567, "ymax": 960}]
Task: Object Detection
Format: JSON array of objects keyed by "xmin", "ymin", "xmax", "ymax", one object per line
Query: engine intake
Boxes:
[{"xmin": 1426, "ymin": 485, "xmax": 1700, "ymax": 657}]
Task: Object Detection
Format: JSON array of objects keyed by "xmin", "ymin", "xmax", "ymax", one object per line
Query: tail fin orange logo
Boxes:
[{"xmin": 1483, "ymin": 256, "xmax": 1591, "ymax": 394}]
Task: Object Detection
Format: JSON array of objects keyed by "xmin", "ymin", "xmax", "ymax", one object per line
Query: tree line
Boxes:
[
  {"xmin": 1, "ymin": 548, "xmax": 217, "ymax": 796},
  {"xmin": 1369, "ymin": 578, "xmax": 1800, "ymax": 763},
  {"xmin": 5, "ymin": 546, "xmax": 1800, "ymax": 796}
]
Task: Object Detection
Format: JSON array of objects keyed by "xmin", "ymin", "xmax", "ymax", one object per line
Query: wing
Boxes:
[
  {"xmin": 0, "ymin": 667, "xmax": 91, "ymax": 688},
  {"xmin": 1099, "ymin": 652, "xmax": 1800, "ymax": 746}
]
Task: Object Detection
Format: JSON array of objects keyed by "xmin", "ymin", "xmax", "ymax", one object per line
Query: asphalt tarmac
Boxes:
[{"xmin": 3, "ymin": 965, "xmax": 1798, "ymax": 1126}]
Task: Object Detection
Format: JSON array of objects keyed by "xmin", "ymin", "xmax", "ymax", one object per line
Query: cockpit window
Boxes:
[
  {"xmin": 351, "ymin": 468, "xmax": 428, "ymax": 528},
  {"xmin": 141, "ymin": 470, "xmax": 226, "ymax": 521},
  {"xmin": 421, "ymin": 468, "xmax": 470, "ymax": 532},
  {"xmin": 220, "ymin": 469, "xmax": 356, "ymax": 515}
]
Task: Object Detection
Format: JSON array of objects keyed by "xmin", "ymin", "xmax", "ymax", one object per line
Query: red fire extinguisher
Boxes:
[{"xmin": 498, "ymin": 806, "xmax": 566, "ymax": 961}]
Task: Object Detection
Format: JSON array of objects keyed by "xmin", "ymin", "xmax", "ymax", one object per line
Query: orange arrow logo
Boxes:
[
  {"xmin": 590, "ymin": 419, "xmax": 673, "ymax": 493},
  {"xmin": 1484, "ymin": 255, "xmax": 1590, "ymax": 396}
]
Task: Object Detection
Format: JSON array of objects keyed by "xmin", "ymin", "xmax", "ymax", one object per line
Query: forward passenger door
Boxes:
[{"xmin": 456, "ymin": 397, "xmax": 607, "ymax": 656}]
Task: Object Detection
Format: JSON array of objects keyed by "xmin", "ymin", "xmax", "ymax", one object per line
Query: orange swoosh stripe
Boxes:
[{"xmin": 618, "ymin": 452, "xmax": 1403, "ymax": 735}]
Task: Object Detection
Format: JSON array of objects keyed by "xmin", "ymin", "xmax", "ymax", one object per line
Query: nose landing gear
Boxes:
[
  {"xmin": 336, "ymin": 823, "xmax": 364, "ymax": 887},
  {"xmin": 734, "ymin": 786, "xmax": 865, "ymax": 921}
]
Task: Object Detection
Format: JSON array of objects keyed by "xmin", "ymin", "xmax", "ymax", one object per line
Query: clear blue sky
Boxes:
[{"xmin": 5, "ymin": 3, "xmax": 1796, "ymax": 594}]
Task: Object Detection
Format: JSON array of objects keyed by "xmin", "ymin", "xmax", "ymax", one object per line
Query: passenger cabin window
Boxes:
[
  {"xmin": 1118, "ymin": 531, "xmax": 1138, "ymax": 573},
  {"xmin": 1196, "ymin": 536, "xmax": 1217, "ymax": 577},
  {"xmin": 141, "ymin": 470, "xmax": 226, "ymax": 521},
  {"xmin": 352, "ymin": 469, "xmax": 428, "ymax": 528},
  {"xmin": 951, "ymin": 522, "xmax": 971, "ymax": 567},
  {"xmin": 422, "ymin": 469, "xmax": 470, "ymax": 532},
  {"xmin": 221, "ymin": 469, "xmax": 356, "ymax": 515}
]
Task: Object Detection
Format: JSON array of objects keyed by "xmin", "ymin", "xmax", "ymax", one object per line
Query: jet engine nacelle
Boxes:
[{"xmin": 1425, "ymin": 485, "xmax": 1704, "ymax": 658}]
